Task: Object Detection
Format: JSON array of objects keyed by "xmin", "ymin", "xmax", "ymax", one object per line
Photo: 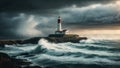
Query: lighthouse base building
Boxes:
[{"xmin": 48, "ymin": 16, "xmax": 68, "ymax": 37}]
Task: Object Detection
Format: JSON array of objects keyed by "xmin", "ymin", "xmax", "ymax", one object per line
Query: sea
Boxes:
[{"xmin": 0, "ymin": 39, "xmax": 120, "ymax": 68}]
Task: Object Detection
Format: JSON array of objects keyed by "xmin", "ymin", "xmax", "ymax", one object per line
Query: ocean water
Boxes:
[{"xmin": 0, "ymin": 39, "xmax": 120, "ymax": 68}]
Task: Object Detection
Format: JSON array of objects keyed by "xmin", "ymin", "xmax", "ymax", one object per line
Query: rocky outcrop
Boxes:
[
  {"xmin": 0, "ymin": 52, "xmax": 41, "ymax": 68},
  {"xmin": 22, "ymin": 37, "xmax": 43, "ymax": 44},
  {"xmin": 0, "ymin": 40, "xmax": 23, "ymax": 47},
  {"xmin": 0, "ymin": 35, "xmax": 87, "ymax": 47},
  {"xmin": 0, "ymin": 52, "xmax": 22, "ymax": 68},
  {"xmin": 22, "ymin": 34, "xmax": 87, "ymax": 43},
  {"xmin": 46, "ymin": 37, "xmax": 87, "ymax": 43}
]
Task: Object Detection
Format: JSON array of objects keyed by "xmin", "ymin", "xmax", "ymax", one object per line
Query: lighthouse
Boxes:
[
  {"xmin": 48, "ymin": 16, "xmax": 67, "ymax": 37},
  {"xmin": 57, "ymin": 16, "xmax": 62, "ymax": 31},
  {"xmin": 48, "ymin": 16, "xmax": 87, "ymax": 41},
  {"xmin": 55, "ymin": 16, "xmax": 67, "ymax": 35}
]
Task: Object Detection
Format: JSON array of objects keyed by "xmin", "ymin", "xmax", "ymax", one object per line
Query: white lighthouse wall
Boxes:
[{"xmin": 58, "ymin": 23, "xmax": 62, "ymax": 31}]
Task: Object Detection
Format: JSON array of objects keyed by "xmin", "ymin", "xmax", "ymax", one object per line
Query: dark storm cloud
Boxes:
[
  {"xmin": 0, "ymin": 13, "xmax": 24, "ymax": 39},
  {"xmin": 0, "ymin": 0, "xmax": 113, "ymax": 13},
  {"xmin": 58, "ymin": 2, "xmax": 120, "ymax": 28},
  {"xmin": 0, "ymin": 13, "xmax": 38, "ymax": 39}
]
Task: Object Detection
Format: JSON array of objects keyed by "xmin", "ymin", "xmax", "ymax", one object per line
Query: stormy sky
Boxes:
[{"xmin": 0, "ymin": 0, "xmax": 120, "ymax": 40}]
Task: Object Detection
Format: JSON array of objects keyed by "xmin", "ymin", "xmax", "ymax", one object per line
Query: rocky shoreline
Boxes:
[
  {"xmin": 0, "ymin": 36, "xmax": 87, "ymax": 48},
  {"xmin": 0, "ymin": 52, "xmax": 42, "ymax": 68}
]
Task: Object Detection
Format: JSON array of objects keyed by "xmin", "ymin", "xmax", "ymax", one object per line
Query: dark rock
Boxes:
[
  {"xmin": 0, "ymin": 52, "xmax": 19, "ymax": 68},
  {"xmin": 0, "ymin": 52, "xmax": 42, "ymax": 68},
  {"xmin": 22, "ymin": 37, "xmax": 42, "ymax": 44},
  {"xmin": 0, "ymin": 43, "xmax": 5, "ymax": 48},
  {"xmin": 0, "ymin": 40, "xmax": 23, "ymax": 48},
  {"xmin": 0, "ymin": 34, "xmax": 87, "ymax": 47},
  {"xmin": 23, "ymin": 34, "xmax": 87, "ymax": 44}
]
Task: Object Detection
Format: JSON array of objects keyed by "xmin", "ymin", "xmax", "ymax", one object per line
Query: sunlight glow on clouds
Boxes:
[{"xmin": 69, "ymin": 29, "xmax": 120, "ymax": 40}]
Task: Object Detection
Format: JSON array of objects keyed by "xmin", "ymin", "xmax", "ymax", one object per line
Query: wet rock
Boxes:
[
  {"xmin": 0, "ymin": 43, "xmax": 5, "ymax": 48},
  {"xmin": 0, "ymin": 52, "xmax": 41, "ymax": 68},
  {"xmin": 0, "ymin": 52, "xmax": 19, "ymax": 68}
]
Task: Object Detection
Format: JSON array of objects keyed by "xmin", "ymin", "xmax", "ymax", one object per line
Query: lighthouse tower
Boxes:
[
  {"xmin": 55, "ymin": 16, "xmax": 67, "ymax": 35},
  {"xmin": 57, "ymin": 16, "xmax": 62, "ymax": 31}
]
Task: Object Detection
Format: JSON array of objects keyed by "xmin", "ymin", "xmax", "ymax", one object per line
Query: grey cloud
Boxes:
[
  {"xmin": 0, "ymin": 0, "xmax": 113, "ymax": 13},
  {"xmin": 0, "ymin": 13, "xmax": 34, "ymax": 39},
  {"xmin": 58, "ymin": 4, "xmax": 120, "ymax": 27}
]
